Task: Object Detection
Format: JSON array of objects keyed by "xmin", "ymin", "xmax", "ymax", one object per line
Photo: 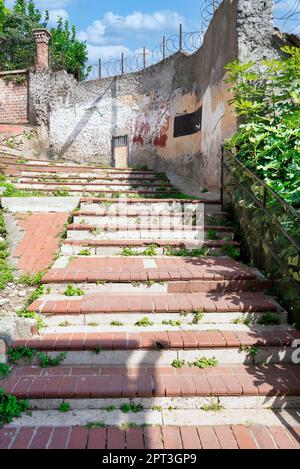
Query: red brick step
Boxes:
[
  {"xmin": 1, "ymin": 365, "xmax": 300, "ymax": 399},
  {"xmin": 28, "ymin": 292, "xmax": 278, "ymax": 315},
  {"xmin": 13, "ymin": 329, "xmax": 300, "ymax": 351},
  {"xmin": 1, "ymin": 424, "xmax": 299, "ymax": 449}
]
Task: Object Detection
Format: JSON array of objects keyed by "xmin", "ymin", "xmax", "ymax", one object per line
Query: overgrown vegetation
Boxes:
[
  {"xmin": 0, "ymin": 0, "xmax": 90, "ymax": 79},
  {"xmin": 258, "ymin": 312, "xmax": 281, "ymax": 326},
  {"xmin": 8, "ymin": 345, "xmax": 36, "ymax": 364},
  {"xmin": 0, "ymin": 388, "xmax": 29, "ymax": 425},
  {"xmin": 37, "ymin": 352, "xmax": 67, "ymax": 368},
  {"xmin": 121, "ymin": 244, "xmax": 158, "ymax": 257},
  {"xmin": 0, "ymin": 210, "xmax": 13, "ymax": 290},
  {"xmin": 225, "ymin": 47, "xmax": 300, "ymax": 208},
  {"xmin": 0, "ymin": 363, "xmax": 11, "ymax": 379},
  {"xmin": 64, "ymin": 284, "xmax": 84, "ymax": 297},
  {"xmin": 165, "ymin": 247, "xmax": 209, "ymax": 257}
]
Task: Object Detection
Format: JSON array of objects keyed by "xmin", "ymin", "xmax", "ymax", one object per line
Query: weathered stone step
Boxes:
[
  {"xmin": 41, "ymin": 256, "xmax": 263, "ymax": 286},
  {"xmin": 2, "ymin": 424, "xmax": 299, "ymax": 449},
  {"xmin": 28, "ymin": 292, "xmax": 278, "ymax": 316},
  {"xmin": 2, "ymin": 364, "xmax": 300, "ymax": 399}
]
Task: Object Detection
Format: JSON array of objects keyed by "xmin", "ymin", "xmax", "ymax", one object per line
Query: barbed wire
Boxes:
[
  {"xmin": 274, "ymin": 0, "xmax": 300, "ymax": 33},
  {"xmin": 87, "ymin": 30, "xmax": 203, "ymax": 80},
  {"xmin": 87, "ymin": 1, "xmax": 300, "ymax": 81}
]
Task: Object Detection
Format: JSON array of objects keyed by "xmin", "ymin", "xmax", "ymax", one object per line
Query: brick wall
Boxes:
[{"xmin": 0, "ymin": 71, "xmax": 28, "ymax": 124}]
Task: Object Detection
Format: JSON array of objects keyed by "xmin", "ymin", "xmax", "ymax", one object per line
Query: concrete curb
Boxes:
[{"xmin": 1, "ymin": 197, "xmax": 80, "ymax": 213}]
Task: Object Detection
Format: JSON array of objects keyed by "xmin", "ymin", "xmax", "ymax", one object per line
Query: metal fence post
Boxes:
[
  {"xmin": 257, "ymin": 186, "xmax": 267, "ymax": 269},
  {"xmin": 121, "ymin": 53, "xmax": 124, "ymax": 75},
  {"xmin": 163, "ymin": 35, "xmax": 166, "ymax": 62},
  {"xmin": 179, "ymin": 24, "xmax": 183, "ymax": 51},
  {"xmin": 143, "ymin": 47, "xmax": 146, "ymax": 70},
  {"xmin": 98, "ymin": 59, "xmax": 102, "ymax": 79}
]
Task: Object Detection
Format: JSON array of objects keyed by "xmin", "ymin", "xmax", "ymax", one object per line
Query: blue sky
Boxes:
[{"xmin": 4, "ymin": 1, "xmax": 300, "ymax": 64}]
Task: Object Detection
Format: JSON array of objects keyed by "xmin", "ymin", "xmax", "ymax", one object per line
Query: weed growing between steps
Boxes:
[
  {"xmin": 16, "ymin": 283, "xmax": 46, "ymax": 333},
  {"xmin": 232, "ymin": 317, "xmax": 253, "ymax": 326},
  {"xmin": 259, "ymin": 313, "xmax": 281, "ymax": 326},
  {"xmin": 202, "ymin": 400, "xmax": 224, "ymax": 412},
  {"xmin": 78, "ymin": 249, "xmax": 91, "ymax": 256},
  {"xmin": 171, "ymin": 356, "xmax": 218, "ymax": 369},
  {"xmin": 0, "ymin": 210, "xmax": 14, "ymax": 290},
  {"xmin": 120, "ymin": 403, "xmax": 144, "ymax": 413},
  {"xmin": 239, "ymin": 345, "xmax": 259, "ymax": 364},
  {"xmin": 222, "ymin": 244, "xmax": 240, "ymax": 260},
  {"xmin": 93, "ymin": 345, "xmax": 102, "ymax": 354},
  {"xmin": 64, "ymin": 284, "xmax": 84, "ymax": 297},
  {"xmin": 7, "ymin": 346, "xmax": 67, "ymax": 368},
  {"xmin": 111, "ymin": 321, "xmax": 124, "ymax": 326},
  {"xmin": 166, "ymin": 247, "xmax": 209, "ymax": 257},
  {"xmin": 38, "ymin": 352, "xmax": 67, "ymax": 368},
  {"xmin": 135, "ymin": 317, "xmax": 154, "ymax": 327},
  {"xmin": 0, "ymin": 388, "xmax": 29, "ymax": 426},
  {"xmin": 8, "ymin": 345, "xmax": 36, "ymax": 364},
  {"xmin": 162, "ymin": 320, "xmax": 182, "ymax": 327},
  {"xmin": 101, "ymin": 405, "xmax": 117, "ymax": 412},
  {"xmin": 85, "ymin": 421, "xmax": 106, "ymax": 429},
  {"xmin": 0, "ymin": 363, "xmax": 12, "ymax": 379},
  {"xmin": 58, "ymin": 402, "xmax": 71, "ymax": 413},
  {"xmin": 121, "ymin": 244, "xmax": 158, "ymax": 257}
]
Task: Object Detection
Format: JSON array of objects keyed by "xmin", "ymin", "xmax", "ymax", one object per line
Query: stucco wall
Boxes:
[{"xmin": 27, "ymin": 0, "xmax": 278, "ymax": 192}]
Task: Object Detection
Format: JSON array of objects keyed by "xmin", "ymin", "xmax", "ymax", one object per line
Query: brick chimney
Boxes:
[{"xmin": 33, "ymin": 29, "xmax": 52, "ymax": 70}]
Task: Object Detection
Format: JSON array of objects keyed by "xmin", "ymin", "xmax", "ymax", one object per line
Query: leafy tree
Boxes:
[
  {"xmin": 0, "ymin": 0, "xmax": 89, "ymax": 78},
  {"xmin": 225, "ymin": 47, "xmax": 300, "ymax": 208},
  {"xmin": 0, "ymin": 0, "xmax": 10, "ymax": 35},
  {"xmin": 49, "ymin": 17, "xmax": 90, "ymax": 80}
]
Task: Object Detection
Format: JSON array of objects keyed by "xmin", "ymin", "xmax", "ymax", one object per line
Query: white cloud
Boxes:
[
  {"xmin": 79, "ymin": 10, "xmax": 184, "ymax": 46},
  {"xmin": 47, "ymin": 8, "xmax": 69, "ymax": 25},
  {"xmin": 87, "ymin": 44, "xmax": 131, "ymax": 62}
]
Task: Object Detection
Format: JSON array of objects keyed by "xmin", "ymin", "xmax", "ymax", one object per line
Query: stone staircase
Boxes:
[{"xmin": 0, "ymin": 155, "xmax": 300, "ymax": 449}]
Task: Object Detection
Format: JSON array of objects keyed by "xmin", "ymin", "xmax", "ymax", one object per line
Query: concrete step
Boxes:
[
  {"xmin": 2, "ymin": 422, "xmax": 300, "ymax": 448},
  {"xmin": 2, "ymin": 364, "xmax": 300, "ymax": 400},
  {"xmin": 41, "ymin": 311, "xmax": 288, "ymax": 327},
  {"xmin": 80, "ymin": 198, "xmax": 222, "ymax": 214},
  {"xmin": 42, "ymin": 279, "xmax": 270, "ymax": 294},
  {"xmin": 61, "ymin": 239, "xmax": 240, "ymax": 256},
  {"xmin": 13, "ymin": 182, "xmax": 172, "ymax": 191},
  {"xmin": 28, "ymin": 291, "xmax": 279, "ymax": 316},
  {"xmin": 66, "ymin": 225, "xmax": 234, "ymax": 242},
  {"xmin": 1, "ymin": 158, "xmax": 156, "ymax": 174},
  {"xmin": 11, "ymin": 186, "xmax": 178, "ymax": 198},
  {"xmin": 72, "ymin": 216, "xmax": 233, "ymax": 230}
]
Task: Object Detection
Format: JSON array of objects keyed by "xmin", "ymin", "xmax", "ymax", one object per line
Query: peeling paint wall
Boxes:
[{"xmin": 28, "ymin": 0, "xmax": 278, "ymax": 192}]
